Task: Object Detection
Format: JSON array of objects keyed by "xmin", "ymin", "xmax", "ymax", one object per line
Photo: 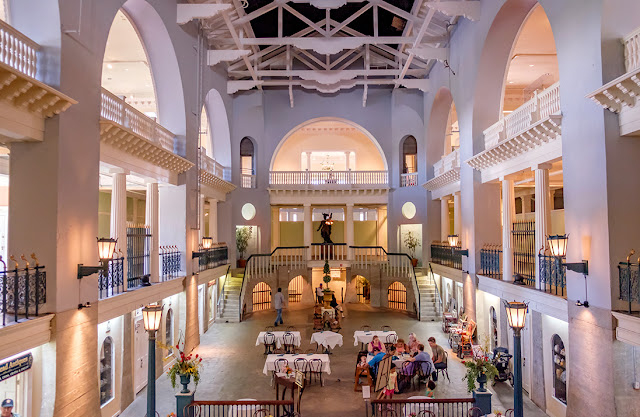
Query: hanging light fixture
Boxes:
[
  {"xmin": 77, "ymin": 238, "xmax": 117, "ymax": 279},
  {"xmin": 546, "ymin": 234, "xmax": 589, "ymax": 307},
  {"xmin": 202, "ymin": 237, "xmax": 213, "ymax": 250},
  {"xmin": 447, "ymin": 234, "xmax": 460, "ymax": 247}
]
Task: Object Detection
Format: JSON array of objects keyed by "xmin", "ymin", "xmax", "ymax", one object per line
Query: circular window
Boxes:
[
  {"xmin": 241, "ymin": 203, "xmax": 256, "ymax": 220},
  {"xmin": 402, "ymin": 202, "xmax": 416, "ymax": 219}
]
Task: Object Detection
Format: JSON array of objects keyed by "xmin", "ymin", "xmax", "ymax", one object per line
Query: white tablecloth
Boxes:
[
  {"xmin": 353, "ymin": 330, "xmax": 398, "ymax": 346},
  {"xmin": 311, "ymin": 331, "xmax": 344, "ymax": 349},
  {"xmin": 255, "ymin": 331, "xmax": 301, "ymax": 348},
  {"xmin": 320, "ymin": 308, "xmax": 335, "ymax": 319},
  {"xmin": 228, "ymin": 399, "xmax": 258, "ymax": 417},
  {"xmin": 263, "ymin": 354, "xmax": 331, "ymax": 375},
  {"xmin": 402, "ymin": 396, "xmax": 439, "ymax": 417}
]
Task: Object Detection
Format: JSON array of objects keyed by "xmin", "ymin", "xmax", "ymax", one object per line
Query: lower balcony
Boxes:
[
  {"xmin": 0, "ymin": 261, "xmax": 46, "ymax": 326},
  {"xmin": 430, "ymin": 242, "xmax": 462, "ymax": 270},
  {"xmin": 193, "ymin": 245, "xmax": 229, "ymax": 272},
  {"xmin": 269, "ymin": 170, "xmax": 388, "ymax": 189}
]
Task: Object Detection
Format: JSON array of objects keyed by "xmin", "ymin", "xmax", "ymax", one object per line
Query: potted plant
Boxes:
[
  {"xmin": 236, "ymin": 226, "xmax": 252, "ymax": 268},
  {"xmin": 403, "ymin": 231, "xmax": 421, "ymax": 267},
  {"xmin": 462, "ymin": 341, "xmax": 498, "ymax": 393},
  {"xmin": 322, "ymin": 260, "xmax": 333, "ymax": 308},
  {"xmin": 162, "ymin": 337, "xmax": 203, "ymax": 394}
]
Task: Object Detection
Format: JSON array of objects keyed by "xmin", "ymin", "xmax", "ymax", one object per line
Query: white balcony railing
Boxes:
[
  {"xmin": 400, "ymin": 172, "xmax": 418, "ymax": 187},
  {"xmin": 434, "ymin": 149, "xmax": 460, "ymax": 177},
  {"xmin": 311, "ymin": 243, "xmax": 347, "ymax": 261},
  {"xmin": 269, "ymin": 170, "xmax": 388, "ymax": 187},
  {"xmin": 624, "ymin": 26, "xmax": 640, "ymax": 73},
  {"xmin": 200, "ymin": 151, "xmax": 231, "ymax": 182},
  {"xmin": 0, "ymin": 20, "xmax": 39, "ymax": 79},
  {"xmin": 101, "ymin": 88, "xmax": 175, "ymax": 151},
  {"xmin": 483, "ymin": 82, "xmax": 561, "ymax": 149},
  {"xmin": 241, "ymin": 173, "xmax": 256, "ymax": 188}
]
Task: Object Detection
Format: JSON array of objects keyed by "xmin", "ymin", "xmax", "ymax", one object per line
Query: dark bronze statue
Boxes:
[{"xmin": 317, "ymin": 213, "xmax": 333, "ymax": 244}]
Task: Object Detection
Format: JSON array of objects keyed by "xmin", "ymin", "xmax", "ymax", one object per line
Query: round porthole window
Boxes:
[
  {"xmin": 402, "ymin": 202, "xmax": 416, "ymax": 219},
  {"xmin": 242, "ymin": 203, "xmax": 256, "ymax": 220}
]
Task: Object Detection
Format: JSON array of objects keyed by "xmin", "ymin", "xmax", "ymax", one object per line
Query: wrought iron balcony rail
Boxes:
[
  {"xmin": 512, "ymin": 220, "xmax": 536, "ymax": 287},
  {"xmin": 194, "ymin": 245, "xmax": 229, "ymax": 272},
  {"xmin": 127, "ymin": 224, "xmax": 151, "ymax": 289},
  {"xmin": 185, "ymin": 400, "xmax": 296, "ymax": 417},
  {"xmin": 0, "ymin": 258, "xmax": 46, "ymax": 326},
  {"xmin": 160, "ymin": 246, "xmax": 181, "ymax": 281},
  {"xmin": 538, "ymin": 253, "xmax": 567, "ymax": 298},
  {"xmin": 98, "ymin": 255, "xmax": 125, "ymax": 300},
  {"xmin": 480, "ymin": 245, "xmax": 502, "ymax": 278},
  {"xmin": 430, "ymin": 242, "xmax": 462, "ymax": 270},
  {"xmin": 366, "ymin": 398, "xmax": 476, "ymax": 417},
  {"xmin": 618, "ymin": 261, "xmax": 639, "ymax": 314}
]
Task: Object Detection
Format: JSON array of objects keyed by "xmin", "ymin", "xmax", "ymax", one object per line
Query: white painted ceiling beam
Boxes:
[
  {"xmin": 220, "ymin": 11, "xmax": 262, "ymax": 90},
  {"xmin": 235, "ymin": 35, "xmax": 445, "ymax": 46},
  {"xmin": 177, "ymin": 4, "xmax": 232, "ymax": 25},
  {"xmin": 426, "ymin": 1, "xmax": 481, "ymax": 21},
  {"xmin": 207, "ymin": 49, "xmax": 251, "ymax": 66},
  {"xmin": 396, "ymin": 0, "xmax": 438, "ymax": 85},
  {"xmin": 407, "ymin": 46, "xmax": 449, "ymax": 62},
  {"xmin": 228, "ymin": 68, "xmax": 426, "ymax": 78}
]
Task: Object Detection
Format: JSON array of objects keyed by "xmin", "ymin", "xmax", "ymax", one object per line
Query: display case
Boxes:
[{"xmin": 552, "ymin": 334, "xmax": 567, "ymax": 404}]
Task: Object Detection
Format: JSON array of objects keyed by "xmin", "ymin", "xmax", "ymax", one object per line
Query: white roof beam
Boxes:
[
  {"xmin": 407, "ymin": 46, "xmax": 449, "ymax": 62},
  {"xmin": 207, "ymin": 49, "xmax": 251, "ymax": 66},
  {"xmin": 228, "ymin": 68, "xmax": 426, "ymax": 78},
  {"xmin": 426, "ymin": 1, "xmax": 481, "ymax": 21},
  {"xmin": 221, "ymin": 11, "xmax": 262, "ymax": 89},
  {"xmin": 396, "ymin": 1, "xmax": 438, "ymax": 85},
  {"xmin": 177, "ymin": 4, "xmax": 232, "ymax": 25},
  {"xmin": 282, "ymin": 4, "xmax": 329, "ymax": 36},
  {"xmin": 329, "ymin": 3, "xmax": 373, "ymax": 36}
]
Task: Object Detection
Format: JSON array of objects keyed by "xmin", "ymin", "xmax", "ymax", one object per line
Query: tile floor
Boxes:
[{"xmin": 120, "ymin": 303, "xmax": 548, "ymax": 417}]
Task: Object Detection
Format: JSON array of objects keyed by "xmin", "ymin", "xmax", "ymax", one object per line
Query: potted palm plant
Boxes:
[
  {"xmin": 236, "ymin": 226, "xmax": 252, "ymax": 268},
  {"xmin": 403, "ymin": 230, "xmax": 421, "ymax": 267}
]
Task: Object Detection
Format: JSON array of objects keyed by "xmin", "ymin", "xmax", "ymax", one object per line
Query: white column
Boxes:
[
  {"xmin": 534, "ymin": 164, "xmax": 552, "ymax": 288},
  {"xmin": 198, "ymin": 194, "xmax": 205, "ymax": 242},
  {"xmin": 501, "ymin": 178, "xmax": 515, "ymax": 281},
  {"xmin": 440, "ymin": 197, "xmax": 450, "ymax": 241},
  {"xmin": 346, "ymin": 203, "xmax": 354, "ymax": 259},
  {"xmin": 110, "ymin": 169, "xmax": 128, "ymax": 284},
  {"xmin": 303, "ymin": 203, "xmax": 312, "ymax": 259},
  {"xmin": 521, "ymin": 195, "xmax": 531, "ymax": 214},
  {"xmin": 210, "ymin": 199, "xmax": 218, "ymax": 242},
  {"xmin": 453, "ymin": 192, "xmax": 461, "ymax": 236},
  {"xmin": 146, "ymin": 182, "xmax": 159, "ymax": 283}
]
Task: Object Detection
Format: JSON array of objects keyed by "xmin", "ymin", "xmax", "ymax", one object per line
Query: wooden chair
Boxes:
[
  {"xmin": 354, "ymin": 363, "xmax": 373, "ymax": 392},
  {"xmin": 283, "ymin": 332, "xmax": 296, "ymax": 354},
  {"xmin": 467, "ymin": 407, "xmax": 483, "ymax": 417},
  {"xmin": 381, "ymin": 325, "xmax": 392, "ymax": 331},
  {"xmin": 287, "ymin": 325, "xmax": 297, "ymax": 332},
  {"xmin": 308, "ymin": 358, "xmax": 324, "ymax": 386},
  {"xmin": 263, "ymin": 332, "xmax": 276, "ymax": 355},
  {"xmin": 252, "ymin": 409, "xmax": 270, "ymax": 417},
  {"xmin": 505, "ymin": 410, "xmax": 514, "ymax": 417},
  {"xmin": 273, "ymin": 347, "xmax": 285, "ymax": 354},
  {"xmin": 272, "ymin": 358, "xmax": 289, "ymax": 386},
  {"xmin": 398, "ymin": 361, "xmax": 415, "ymax": 392},
  {"xmin": 414, "ymin": 361, "xmax": 431, "ymax": 390}
]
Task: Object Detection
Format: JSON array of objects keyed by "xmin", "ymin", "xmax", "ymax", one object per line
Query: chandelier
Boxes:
[{"xmin": 320, "ymin": 154, "xmax": 335, "ymax": 171}]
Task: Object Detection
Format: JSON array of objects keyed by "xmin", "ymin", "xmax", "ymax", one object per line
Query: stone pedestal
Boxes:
[
  {"xmin": 323, "ymin": 291, "xmax": 333, "ymax": 308},
  {"xmin": 472, "ymin": 390, "xmax": 492, "ymax": 416},
  {"xmin": 176, "ymin": 391, "xmax": 195, "ymax": 417}
]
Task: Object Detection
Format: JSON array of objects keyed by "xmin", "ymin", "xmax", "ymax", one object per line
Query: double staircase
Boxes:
[
  {"xmin": 416, "ymin": 269, "xmax": 442, "ymax": 322},
  {"xmin": 216, "ymin": 272, "xmax": 243, "ymax": 323}
]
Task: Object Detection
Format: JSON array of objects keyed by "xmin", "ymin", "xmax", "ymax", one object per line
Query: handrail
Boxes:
[
  {"xmin": 428, "ymin": 263, "xmax": 444, "ymax": 317},
  {"xmin": 0, "ymin": 20, "xmax": 40, "ymax": 79},
  {"xmin": 216, "ymin": 265, "xmax": 231, "ymax": 311}
]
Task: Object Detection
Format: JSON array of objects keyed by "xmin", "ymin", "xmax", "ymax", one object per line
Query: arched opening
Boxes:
[
  {"xmin": 252, "ymin": 281, "xmax": 272, "ymax": 311},
  {"xmin": 387, "ymin": 281, "xmax": 407, "ymax": 310},
  {"xmin": 400, "ymin": 135, "xmax": 418, "ymax": 187},
  {"xmin": 355, "ymin": 275, "xmax": 371, "ymax": 304},
  {"xmin": 200, "ymin": 104, "xmax": 212, "ymax": 157},
  {"xmin": 288, "ymin": 275, "xmax": 304, "ymax": 303},
  {"xmin": 444, "ymin": 103, "xmax": 459, "ymax": 155},
  {"xmin": 552, "ymin": 334, "xmax": 567, "ymax": 404},
  {"xmin": 489, "ymin": 306, "xmax": 498, "ymax": 352},
  {"xmin": 240, "ymin": 137, "xmax": 256, "ymax": 188},
  {"xmin": 99, "ymin": 336, "xmax": 114, "ymax": 406},
  {"xmin": 165, "ymin": 308, "xmax": 173, "ymax": 356},
  {"xmin": 205, "ymin": 89, "xmax": 232, "ymax": 167},
  {"xmin": 102, "ymin": 9, "xmax": 157, "ymax": 117}
]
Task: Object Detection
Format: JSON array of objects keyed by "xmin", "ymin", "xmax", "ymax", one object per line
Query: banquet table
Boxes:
[
  {"xmin": 263, "ymin": 354, "xmax": 332, "ymax": 375},
  {"xmin": 255, "ymin": 331, "xmax": 301, "ymax": 348},
  {"xmin": 353, "ymin": 330, "xmax": 398, "ymax": 346},
  {"xmin": 401, "ymin": 396, "xmax": 439, "ymax": 417},
  {"xmin": 311, "ymin": 331, "xmax": 344, "ymax": 349}
]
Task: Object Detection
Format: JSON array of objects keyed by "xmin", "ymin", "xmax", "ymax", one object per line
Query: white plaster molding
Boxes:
[
  {"xmin": 177, "ymin": 4, "xmax": 232, "ymax": 25},
  {"xmin": 291, "ymin": 37, "xmax": 366, "ymax": 55},
  {"xmin": 0, "ymin": 314, "xmax": 53, "ymax": 361},
  {"xmin": 199, "ymin": 168, "xmax": 236, "ymax": 195},
  {"xmin": 425, "ymin": 1, "xmax": 481, "ymax": 21},
  {"xmin": 207, "ymin": 49, "xmax": 250, "ymax": 66},
  {"xmin": 393, "ymin": 78, "xmax": 430, "ymax": 92},
  {"xmin": 308, "ymin": 0, "xmax": 348, "ymax": 9},
  {"xmin": 612, "ymin": 312, "xmax": 640, "ymax": 347},
  {"xmin": 406, "ymin": 46, "xmax": 448, "ymax": 63},
  {"xmin": 300, "ymin": 79, "xmax": 358, "ymax": 93},
  {"xmin": 423, "ymin": 168, "xmax": 460, "ymax": 192},
  {"xmin": 196, "ymin": 265, "xmax": 230, "ymax": 287},
  {"xmin": 298, "ymin": 70, "xmax": 358, "ymax": 85},
  {"xmin": 268, "ymin": 188, "xmax": 389, "ymax": 205},
  {"xmin": 430, "ymin": 263, "xmax": 464, "ymax": 284},
  {"xmin": 227, "ymin": 80, "xmax": 264, "ymax": 94}
]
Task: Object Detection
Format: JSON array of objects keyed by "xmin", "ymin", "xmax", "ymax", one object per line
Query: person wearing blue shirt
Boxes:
[{"xmin": 368, "ymin": 345, "xmax": 396, "ymax": 376}]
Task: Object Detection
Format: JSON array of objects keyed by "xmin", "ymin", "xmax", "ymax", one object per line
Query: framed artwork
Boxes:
[
  {"xmin": 295, "ymin": 370, "xmax": 304, "ymax": 388},
  {"xmin": 374, "ymin": 355, "xmax": 392, "ymax": 393}
]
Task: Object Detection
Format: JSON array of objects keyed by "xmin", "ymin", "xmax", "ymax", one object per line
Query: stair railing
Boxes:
[
  {"xmin": 216, "ymin": 265, "xmax": 231, "ymax": 313},
  {"xmin": 428, "ymin": 263, "xmax": 444, "ymax": 318}
]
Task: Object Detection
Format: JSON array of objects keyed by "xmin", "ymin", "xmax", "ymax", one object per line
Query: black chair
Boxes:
[
  {"xmin": 283, "ymin": 332, "xmax": 296, "ymax": 354},
  {"xmin": 506, "ymin": 410, "xmax": 514, "ymax": 417},
  {"xmin": 294, "ymin": 358, "xmax": 309, "ymax": 382},
  {"xmin": 414, "ymin": 361, "xmax": 431, "ymax": 390},
  {"xmin": 287, "ymin": 325, "xmax": 297, "ymax": 332},
  {"xmin": 468, "ymin": 407, "xmax": 483, "ymax": 417},
  {"xmin": 381, "ymin": 325, "xmax": 392, "ymax": 331},
  {"xmin": 435, "ymin": 351, "xmax": 450, "ymax": 382},
  {"xmin": 272, "ymin": 358, "xmax": 289, "ymax": 387},
  {"xmin": 385, "ymin": 333, "xmax": 398, "ymax": 351},
  {"xmin": 360, "ymin": 325, "xmax": 371, "ymax": 331},
  {"xmin": 417, "ymin": 411, "xmax": 436, "ymax": 417},
  {"xmin": 265, "ymin": 326, "xmax": 275, "ymax": 332},
  {"xmin": 398, "ymin": 361, "xmax": 415, "ymax": 392},
  {"xmin": 263, "ymin": 332, "xmax": 276, "ymax": 354},
  {"xmin": 308, "ymin": 358, "xmax": 324, "ymax": 386}
]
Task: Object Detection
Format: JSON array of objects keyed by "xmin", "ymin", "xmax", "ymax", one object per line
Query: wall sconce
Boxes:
[
  {"xmin": 447, "ymin": 235, "xmax": 469, "ymax": 256},
  {"xmin": 547, "ymin": 234, "xmax": 589, "ymax": 307},
  {"xmin": 202, "ymin": 237, "xmax": 213, "ymax": 250},
  {"xmin": 77, "ymin": 238, "xmax": 117, "ymax": 279}
]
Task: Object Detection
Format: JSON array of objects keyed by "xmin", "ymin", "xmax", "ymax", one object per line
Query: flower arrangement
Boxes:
[
  {"xmin": 167, "ymin": 413, "xmax": 177, "ymax": 417},
  {"xmin": 462, "ymin": 337, "xmax": 498, "ymax": 392},
  {"xmin": 160, "ymin": 337, "xmax": 203, "ymax": 390},
  {"xmin": 493, "ymin": 410, "xmax": 504, "ymax": 417},
  {"xmin": 284, "ymin": 365, "xmax": 293, "ymax": 376}
]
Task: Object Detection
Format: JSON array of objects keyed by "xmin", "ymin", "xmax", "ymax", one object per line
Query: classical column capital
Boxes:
[{"xmin": 532, "ymin": 162, "xmax": 552, "ymax": 171}]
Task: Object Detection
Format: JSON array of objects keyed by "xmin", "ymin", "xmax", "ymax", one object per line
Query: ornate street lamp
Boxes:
[
  {"xmin": 547, "ymin": 234, "xmax": 589, "ymax": 306},
  {"xmin": 504, "ymin": 300, "xmax": 528, "ymax": 417},
  {"xmin": 77, "ymin": 238, "xmax": 117, "ymax": 279},
  {"xmin": 447, "ymin": 234, "xmax": 469, "ymax": 256},
  {"xmin": 142, "ymin": 304, "xmax": 163, "ymax": 417},
  {"xmin": 202, "ymin": 237, "xmax": 213, "ymax": 250}
]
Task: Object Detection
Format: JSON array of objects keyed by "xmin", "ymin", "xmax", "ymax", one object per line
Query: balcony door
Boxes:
[{"xmin": 133, "ymin": 316, "xmax": 148, "ymax": 393}]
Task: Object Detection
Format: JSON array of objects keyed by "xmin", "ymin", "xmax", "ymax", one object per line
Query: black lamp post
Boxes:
[
  {"xmin": 142, "ymin": 304, "xmax": 163, "ymax": 417},
  {"xmin": 504, "ymin": 300, "xmax": 528, "ymax": 417}
]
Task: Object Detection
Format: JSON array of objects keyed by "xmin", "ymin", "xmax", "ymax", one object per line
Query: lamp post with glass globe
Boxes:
[
  {"xmin": 142, "ymin": 304, "xmax": 163, "ymax": 417},
  {"xmin": 504, "ymin": 300, "xmax": 528, "ymax": 417}
]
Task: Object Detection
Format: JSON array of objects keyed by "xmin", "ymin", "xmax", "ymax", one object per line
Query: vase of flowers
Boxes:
[
  {"xmin": 403, "ymin": 231, "xmax": 421, "ymax": 267},
  {"xmin": 462, "ymin": 353, "xmax": 498, "ymax": 392},
  {"xmin": 161, "ymin": 337, "xmax": 203, "ymax": 394}
]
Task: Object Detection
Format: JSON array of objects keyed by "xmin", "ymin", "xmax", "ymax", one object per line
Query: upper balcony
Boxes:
[
  {"xmin": 0, "ymin": 20, "xmax": 76, "ymax": 142},
  {"xmin": 588, "ymin": 26, "xmax": 640, "ymax": 136},
  {"xmin": 199, "ymin": 150, "xmax": 235, "ymax": 198},
  {"xmin": 423, "ymin": 149, "xmax": 460, "ymax": 199},
  {"xmin": 466, "ymin": 82, "xmax": 562, "ymax": 182},
  {"xmin": 100, "ymin": 88, "xmax": 193, "ymax": 182}
]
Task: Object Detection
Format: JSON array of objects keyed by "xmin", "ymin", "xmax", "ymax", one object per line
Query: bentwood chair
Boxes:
[
  {"xmin": 436, "ymin": 351, "xmax": 450, "ymax": 382},
  {"xmin": 417, "ymin": 411, "xmax": 436, "ymax": 417},
  {"xmin": 468, "ymin": 407, "xmax": 483, "ymax": 417},
  {"xmin": 283, "ymin": 332, "xmax": 296, "ymax": 354},
  {"xmin": 272, "ymin": 358, "xmax": 289, "ymax": 387},
  {"xmin": 287, "ymin": 325, "xmax": 297, "ymax": 332},
  {"xmin": 265, "ymin": 326, "xmax": 275, "ymax": 332},
  {"xmin": 398, "ymin": 361, "xmax": 415, "ymax": 391},
  {"xmin": 294, "ymin": 358, "xmax": 309, "ymax": 382},
  {"xmin": 360, "ymin": 325, "xmax": 371, "ymax": 331},
  {"xmin": 505, "ymin": 410, "xmax": 514, "ymax": 417},
  {"xmin": 414, "ymin": 361, "xmax": 430, "ymax": 390},
  {"xmin": 381, "ymin": 325, "xmax": 392, "ymax": 331},
  {"xmin": 308, "ymin": 358, "xmax": 324, "ymax": 386},
  {"xmin": 263, "ymin": 332, "xmax": 276, "ymax": 355},
  {"xmin": 385, "ymin": 333, "xmax": 398, "ymax": 351},
  {"xmin": 253, "ymin": 409, "xmax": 270, "ymax": 417}
]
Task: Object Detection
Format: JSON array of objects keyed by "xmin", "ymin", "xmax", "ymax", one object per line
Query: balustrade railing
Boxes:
[
  {"xmin": 366, "ymin": 398, "xmax": 476, "ymax": 417},
  {"xmin": 538, "ymin": 253, "xmax": 566, "ymax": 297},
  {"xmin": 619, "ymin": 260, "xmax": 640, "ymax": 314},
  {"xmin": 480, "ymin": 244, "xmax": 502, "ymax": 278},
  {"xmin": 185, "ymin": 400, "xmax": 296, "ymax": 417},
  {"xmin": 101, "ymin": 88, "xmax": 175, "ymax": 151},
  {"xmin": 0, "ymin": 256, "xmax": 46, "ymax": 326},
  {"xmin": 160, "ymin": 246, "xmax": 181, "ymax": 281},
  {"xmin": 241, "ymin": 173, "xmax": 256, "ymax": 188},
  {"xmin": 269, "ymin": 170, "xmax": 388, "ymax": 187},
  {"xmin": 195, "ymin": 244, "xmax": 229, "ymax": 272},
  {"xmin": 98, "ymin": 254, "xmax": 124, "ymax": 300},
  {"xmin": 352, "ymin": 246, "xmax": 387, "ymax": 268},
  {"xmin": 127, "ymin": 224, "xmax": 151, "ymax": 289},
  {"xmin": 512, "ymin": 221, "xmax": 535, "ymax": 287},
  {"xmin": 0, "ymin": 20, "xmax": 39, "ymax": 79},
  {"xmin": 434, "ymin": 149, "xmax": 460, "ymax": 176},
  {"xmin": 430, "ymin": 242, "xmax": 462, "ymax": 270},
  {"xmin": 624, "ymin": 26, "xmax": 640, "ymax": 73},
  {"xmin": 270, "ymin": 246, "xmax": 307, "ymax": 269},
  {"xmin": 483, "ymin": 82, "xmax": 561, "ymax": 149},
  {"xmin": 400, "ymin": 172, "xmax": 418, "ymax": 187},
  {"xmin": 200, "ymin": 150, "xmax": 231, "ymax": 181},
  {"xmin": 311, "ymin": 243, "xmax": 347, "ymax": 261}
]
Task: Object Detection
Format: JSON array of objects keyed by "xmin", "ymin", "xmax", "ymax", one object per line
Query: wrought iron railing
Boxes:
[
  {"xmin": 160, "ymin": 246, "xmax": 181, "ymax": 281},
  {"xmin": 366, "ymin": 398, "xmax": 476, "ymax": 417},
  {"xmin": 98, "ymin": 254, "xmax": 125, "ymax": 299},
  {"xmin": 185, "ymin": 400, "xmax": 296, "ymax": 417},
  {"xmin": 480, "ymin": 244, "xmax": 502, "ymax": 278},
  {"xmin": 538, "ymin": 253, "xmax": 566, "ymax": 297},
  {"xmin": 512, "ymin": 220, "xmax": 535, "ymax": 286},
  {"xmin": 430, "ymin": 242, "xmax": 462, "ymax": 270},
  {"xmin": 0, "ymin": 257, "xmax": 46, "ymax": 326},
  {"xmin": 618, "ymin": 261, "xmax": 639, "ymax": 314},
  {"xmin": 195, "ymin": 245, "xmax": 229, "ymax": 272},
  {"xmin": 127, "ymin": 225, "xmax": 151, "ymax": 289}
]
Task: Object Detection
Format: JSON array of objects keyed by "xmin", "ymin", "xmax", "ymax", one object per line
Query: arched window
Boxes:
[
  {"xmin": 165, "ymin": 308, "xmax": 173, "ymax": 356},
  {"xmin": 240, "ymin": 137, "xmax": 256, "ymax": 188},
  {"xmin": 400, "ymin": 136, "xmax": 417, "ymax": 187},
  {"xmin": 288, "ymin": 275, "xmax": 304, "ymax": 303},
  {"xmin": 356, "ymin": 275, "xmax": 370, "ymax": 304},
  {"xmin": 252, "ymin": 282, "xmax": 271, "ymax": 311},
  {"xmin": 552, "ymin": 334, "xmax": 567, "ymax": 404},
  {"xmin": 387, "ymin": 281, "xmax": 407, "ymax": 310},
  {"xmin": 99, "ymin": 337, "xmax": 114, "ymax": 406}
]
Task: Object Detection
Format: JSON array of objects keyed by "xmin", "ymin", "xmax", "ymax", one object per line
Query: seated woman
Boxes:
[
  {"xmin": 367, "ymin": 335, "xmax": 386, "ymax": 353},
  {"xmin": 407, "ymin": 333, "xmax": 421, "ymax": 353},
  {"xmin": 395, "ymin": 338, "xmax": 408, "ymax": 354}
]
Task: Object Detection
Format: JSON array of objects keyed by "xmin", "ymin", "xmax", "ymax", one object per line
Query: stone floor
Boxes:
[{"xmin": 121, "ymin": 303, "xmax": 549, "ymax": 417}]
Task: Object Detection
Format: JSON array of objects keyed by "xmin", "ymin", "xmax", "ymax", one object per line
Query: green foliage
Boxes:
[
  {"xmin": 322, "ymin": 259, "xmax": 331, "ymax": 288},
  {"xmin": 462, "ymin": 336, "xmax": 499, "ymax": 392},
  {"xmin": 403, "ymin": 230, "xmax": 421, "ymax": 259},
  {"xmin": 236, "ymin": 226, "xmax": 253, "ymax": 259},
  {"xmin": 158, "ymin": 336, "xmax": 203, "ymax": 390}
]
